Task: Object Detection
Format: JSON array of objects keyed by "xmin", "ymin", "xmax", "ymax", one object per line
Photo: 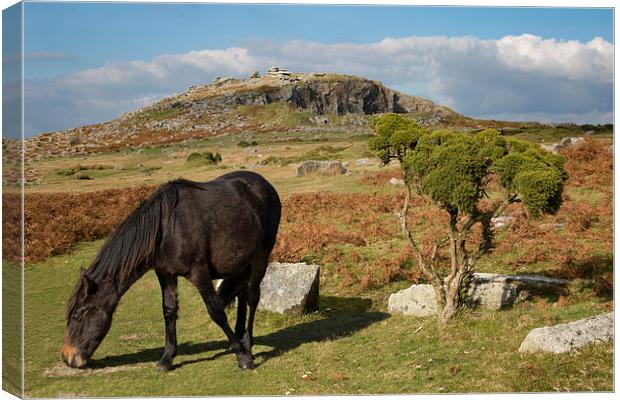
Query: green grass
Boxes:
[
  {"xmin": 3, "ymin": 261, "xmax": 22, "ymax": 397},
  {"xmin": 22, "ymin": 241, "xmax": 612, "ymax": 397}
]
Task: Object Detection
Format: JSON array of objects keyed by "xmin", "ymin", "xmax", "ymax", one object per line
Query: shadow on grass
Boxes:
[
  {"xmin": 89, "ymin": 295, "xmax": 388, "ymax": 370},
  {"xmin": 548, "ymin": 254, "xmax": 613, "ymax": 300}
]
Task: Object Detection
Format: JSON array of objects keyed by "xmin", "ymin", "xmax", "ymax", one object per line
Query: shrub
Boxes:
[
  {"xmin": 186, "ymin": 151, "xmax": 222, "ymax": 166},
  {"xmin": 237, "ymin": 140, "xmax": 259, "ymax": 147},
  {"xmin": 369, "ymin": 115, "xmax": 568, "ymax": 323},
  {"xmin": 74, "ymin": 173, "xmax": 92, "ymax": 180}
]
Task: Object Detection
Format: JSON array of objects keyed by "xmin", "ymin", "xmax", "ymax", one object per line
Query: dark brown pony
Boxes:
[{"xmin": 62, "ymin": 171, "xmax": 281, "ymax": 371}]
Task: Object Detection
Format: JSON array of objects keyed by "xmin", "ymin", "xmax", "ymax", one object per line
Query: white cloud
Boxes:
[{"xmin": 23, "ymin": 34, "xmax": 613, "ymax": 136}]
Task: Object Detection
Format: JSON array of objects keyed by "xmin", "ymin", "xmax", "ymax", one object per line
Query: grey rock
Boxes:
[
  {"xmin": 356, "ymin": 158, "xmax": 374, "ymax": 167},
  {"xmin": 491, "ymin": 215, "xmax": 514, "ymax": 229},
  {"xmin": 519, "ymin": 312, "xmax": 613, "ymax": 353},
  {"xmin": 388, "ymin": 273, "xmax": 568, "ymax": 316},
  {"xmin": 296, "ymin": 160, "xmax": 347, "ymax": 176},
  {"xmin": 388, "ymin": 284, "xmax": 437, "ymax": 317},
  {"xmin": 389, "ymin": 177, "xmax": 405, "ymax": 186},
  {"xmin": 467, "ymin": 273, "xmax": 568, "ymax": 310},
  {"xmin": 541, "ymin": 137, "xmax": 585, "ymax": 154},
  {"xmin": 258, "ymin": 262, "xmax": 320, "ymax": 315}
]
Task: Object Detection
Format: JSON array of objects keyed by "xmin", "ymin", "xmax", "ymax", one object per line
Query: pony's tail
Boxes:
[{"xmin": 86, "ymin": 182, "xmax": 179, "ymax": 288}]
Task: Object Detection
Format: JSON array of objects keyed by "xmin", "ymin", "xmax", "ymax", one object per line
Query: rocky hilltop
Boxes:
[{"xmin": 25, "ymin": 70, "xmax": 458, "ymax": 159}]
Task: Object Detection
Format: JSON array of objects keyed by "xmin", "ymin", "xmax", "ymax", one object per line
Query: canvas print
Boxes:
[{"xmin": 2, "ymin": 1, "xmax": 614, "ymax": 397}]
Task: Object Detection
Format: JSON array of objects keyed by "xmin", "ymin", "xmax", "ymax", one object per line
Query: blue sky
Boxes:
[
  {"xmin": 8, "ymin": 2, "xmax": 615, "ymax": 136},
  {"xmin": 24, "ymin": 4, "xmax": 613, "ymax": 79}
]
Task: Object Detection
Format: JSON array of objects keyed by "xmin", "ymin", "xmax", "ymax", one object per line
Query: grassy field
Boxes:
[
  {"xmin": 2, "ymin": 261, "xmax": 22, "ymax": 396},
  {"xmin": 23, "ymin": 242, "xmax": 612, "ymax": 396},
  {"xmin": 7, "ymin": 127, "xmax": 614, "ymax": 396}
]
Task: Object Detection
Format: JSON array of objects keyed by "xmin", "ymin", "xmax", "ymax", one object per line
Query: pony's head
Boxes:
[{"xmin": 62, "ymin": 272, "xmax": 115, "ymax": 368}]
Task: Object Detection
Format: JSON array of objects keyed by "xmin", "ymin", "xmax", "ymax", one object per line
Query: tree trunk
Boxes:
[{"xmin": 437, "ymin": 281, "xmax": 460, "ymax": 324}]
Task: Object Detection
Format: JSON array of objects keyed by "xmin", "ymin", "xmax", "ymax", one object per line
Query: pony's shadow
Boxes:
[{"xmin": 90, "ymin": 296, "xmax": 388, "ymax": 370}]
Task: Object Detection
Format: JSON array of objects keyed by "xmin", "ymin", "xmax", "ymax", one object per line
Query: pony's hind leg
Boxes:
[
  {"xmin": 190, "ymin": 269, "xmax": 254, "ymax": 370},
  {"xmin": 216, "ymin": 274, "xmax": 249, "ymax": 339},
  {"xmin": 244, "ymin": 254, "xmax": 269, "ymax": 353},
  {"xmin": 155, "ymin": 271, "xmax": 178, "ymax": 371},
  {"xmin": 235, "ymin": 288, "xmax": 248, "ymax": 340}
]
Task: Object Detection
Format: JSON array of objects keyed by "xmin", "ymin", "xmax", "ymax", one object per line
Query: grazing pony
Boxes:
[{"xmin": 62, "ymin": 171, "xmax": 281, "ymax": 371}]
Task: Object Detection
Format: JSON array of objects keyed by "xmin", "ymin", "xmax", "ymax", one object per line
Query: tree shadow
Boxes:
[
  {"xmin": 547, "ymin": 254, "xmax": 613, "ymax": 300},
  {"xmin": 89, "ymin": 295, "xmax": 387, "ymax": 370}
]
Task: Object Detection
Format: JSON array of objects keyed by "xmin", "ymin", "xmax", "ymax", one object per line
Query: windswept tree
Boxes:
[{"xmin": 369, "ymin": 114, "xmax": 567, "ymax": 323}]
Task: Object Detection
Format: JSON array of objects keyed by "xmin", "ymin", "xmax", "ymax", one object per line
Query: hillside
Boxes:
[{"xmin": 25, "ymin": 71, "xmax": 458, "ymax": 159}]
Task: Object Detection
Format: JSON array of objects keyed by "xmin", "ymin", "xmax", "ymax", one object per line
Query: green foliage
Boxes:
[
  {"xmin": 237, "ymin": 140, "xmax": 258, "ymax": 148},
  {"xmin": 368, "ymin": 114, "xmax": 423, "ymax": 163},
  {"xmin": 185, "ymin": 151, "xmax": 222, "ymax": 166},
  {"xmin": 513, "ymin": 169, "xmax": 565, "ymax": 217},
  {"xmin": 368, "ymin": 115, "xmax": 568, "ymax": 218}
]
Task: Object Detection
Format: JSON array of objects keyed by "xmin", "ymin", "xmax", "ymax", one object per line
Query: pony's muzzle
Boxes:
[{"xmin": 61, "ymin": 343, "xmax": 87, "ymax": 368}]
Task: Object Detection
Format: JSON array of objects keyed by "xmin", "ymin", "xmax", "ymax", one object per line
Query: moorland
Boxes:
[{"xmin": 2, "ymin": 72, "xmax": 613, "ymax": 396}]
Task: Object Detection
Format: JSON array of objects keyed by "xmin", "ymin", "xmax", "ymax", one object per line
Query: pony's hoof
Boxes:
[
  {"xmin": 237, "ymin": 354, "xmax": 254, "ymax": 370},
  {"xmin": 157, "ymin": 360, "xmax": 173, "ymax": 372}
]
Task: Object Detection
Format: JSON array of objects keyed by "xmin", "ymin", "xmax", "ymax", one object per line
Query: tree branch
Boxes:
[
  {"xmin": 430, "ymin": 235, "xmax": 449, "ymax": 265},
  {"xmin": 470, "ymin": 193, "xmax": 520, "ymax": 262},
  {"xmin": 399, "ymin": 184, "xmax": 443, "ymax": 286}
]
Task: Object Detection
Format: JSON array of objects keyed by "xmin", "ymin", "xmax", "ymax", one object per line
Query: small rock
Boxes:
[
  {"xmin": 356, "ymin": 158, "xmax": 374, "ymax": 167},
  {"xmin": 259, "ymin": 262, "xmax": 320, "ymax": 315},
  {"xmin": 491, "ymin": 215, "xmax": 513, "ymax": 229},
  {"xmin": 519, "ymin": 312, "xmax": 613, "ymax": 353},
  {"xmin": 389, "ymin": 177, "xmax": 405, "ymax": 187},
  {"xmin": 540, "ymin": 137, "xmax": 585, "ymax": 154},
  {"xmin": 388, "ymin": 284, "xmax": 437, "ymax": 317}
]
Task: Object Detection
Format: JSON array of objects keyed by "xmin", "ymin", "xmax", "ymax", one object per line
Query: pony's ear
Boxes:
[{"xmin": 82, "ymin": 274, "xmax": 97, "ymax": 296}]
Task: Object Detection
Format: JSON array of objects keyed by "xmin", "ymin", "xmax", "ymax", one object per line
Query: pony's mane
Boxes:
[
  {"xmin": 67, "ymin": 182, "xmax": 182, "ymax": 318},
  {"xmin": 66, "ymin": 273, "xmax": 88, "ymax": 320}
]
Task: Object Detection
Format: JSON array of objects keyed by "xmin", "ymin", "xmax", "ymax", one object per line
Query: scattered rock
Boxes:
[
  {"xmin": 356, "ymin": 158, "xmax": 374, "ymax": 167},
  {"xmin": 388, "ymin": 273, "xmax": 569, "ymax": 316},
  {"xmin": 389, "ymin": 177, "xmax": 405, "ymax": 186},
  {"xmin": 388, "ymin": 284, "xmax": 437, "ymax": 317},
  {"xmin": 519, "ymin": 312, "xmax": 613, "ymax": 354},
  {"xmin": 491, "ymin": 215, "xmax": 514, "ymax": 229},
  {"xmin": 259, "ymin": 262, "xmax": 320, "ymax": 315},
  {"xmin": 296, "ymin": 160, "xmax": 347, "ymax": 176},
  {"xmin": 540, "ymin": 137, "xmax": 585, "ymax": 153}
]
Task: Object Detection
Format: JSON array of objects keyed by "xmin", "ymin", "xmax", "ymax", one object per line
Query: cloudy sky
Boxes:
[{"xmin": 8, "ymin": 2, "xmax": 615, "ymax": 137}]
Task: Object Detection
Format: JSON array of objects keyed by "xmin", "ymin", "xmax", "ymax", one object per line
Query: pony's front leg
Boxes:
[
  {"xmin": 190, "ymin": 269, "xmax": 254, "ymax": 370},
  {"xmin": 156, "ymin": 271, "xmax": 178, "ymax": 371}
]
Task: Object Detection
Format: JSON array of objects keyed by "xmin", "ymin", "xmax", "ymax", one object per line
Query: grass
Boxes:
[
  {"xmin": 26, "ymin": 131, "xmax": 374, "ymax": 194},
  {"xmin": 21, "ymin": 241, "xmax": 612, "ymax": 397},
  {"xmin": 2, "ymin": 261, "xmax": 22, "ymax": 397}
]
